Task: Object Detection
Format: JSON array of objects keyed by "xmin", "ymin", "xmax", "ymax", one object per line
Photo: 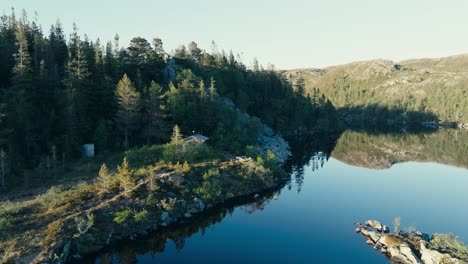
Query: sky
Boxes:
[{"xmin": 2, "ymin": 0, "xmax": 468, "ymax": 70}]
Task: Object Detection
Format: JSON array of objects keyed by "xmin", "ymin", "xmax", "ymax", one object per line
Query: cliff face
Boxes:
[{"xmin": 284, "ymin": 54, "xmax": 468, "ymax": 125}]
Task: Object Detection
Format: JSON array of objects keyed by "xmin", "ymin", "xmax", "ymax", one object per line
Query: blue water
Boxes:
[{"xmin": 93, "ymin": 155, "xmax": 468, "ymax": 264}]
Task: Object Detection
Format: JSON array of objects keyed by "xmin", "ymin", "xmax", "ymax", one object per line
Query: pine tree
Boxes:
[
  {"xmin": 97, "ymin": 163, "xmax": 111, "ymax": 193},
  {"xmin": 199, "ymin": 79, "xmax": 206, "ymax": 99},
  {"xmin": 117, "ymin": 157, "xmax": 134, "ymax": 196},
  {"xmin": 170, "ymin": 124, "xmax": 183, "ymax": 146},
  {"xmin": 167, "ymin": 81, "xmax": 182, "ymax": 122},
  {"xmin": 188, "ymin": 41, "xmax": 202, "ymax": 61},
  {"xmin": 209, "ymin": 77, "xmax": 216, "ymax": 102},
  {"xmin": 115, "ymin": 74, "xmax": 141, "ymax": 149}
]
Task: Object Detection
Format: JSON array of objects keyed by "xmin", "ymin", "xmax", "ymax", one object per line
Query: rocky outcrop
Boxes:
[
  {"xmin": 218, "ymin": 97, "xmax": 291, "ymax": 163},
  {"xmin": 419, "ymin": 242, "xmax": 463, "ymax": 264},
  {"xmin": 355, "ymin": 220, "xmax": 465, "ymax": 264},
  {"xmin": 459, "ymin": 123, "xmax": 468, "ymax": 129}
]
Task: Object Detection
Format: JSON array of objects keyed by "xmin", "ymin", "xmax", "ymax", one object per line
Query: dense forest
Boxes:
[{"xmin": 0, "ymin": 10, "xmax": 338, "ymax": 189}]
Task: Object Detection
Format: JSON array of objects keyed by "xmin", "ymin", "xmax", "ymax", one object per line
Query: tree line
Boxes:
[{"xmin": 0, "ymin": 9, "xmax": 338, "ymax": 189}]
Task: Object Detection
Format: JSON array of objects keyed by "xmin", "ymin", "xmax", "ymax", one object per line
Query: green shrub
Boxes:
[
  {"xmin": 0, "ymin": 216, "xmax": 13, "ymax": 235},
  {"xmin": 36, "ymin": 185, "xmax": 66, "ymax": 211},
  {"xmin": 133, "ymin": 209, "xmax": 148, "ymax": 223},
  {"xmin": 0, "ymin": 201, "xmax": 22, "ymax": 216},
  {"xmin": 430, "ymin": 233, "xmax": 468, "ymax": 261},
  {"xmin": 190, "ymin": 168, "xmax": 223, "ymax": 202},
  {"xmin": 114, "ymin": 209, "xmax": 132, "ymax": 225}
]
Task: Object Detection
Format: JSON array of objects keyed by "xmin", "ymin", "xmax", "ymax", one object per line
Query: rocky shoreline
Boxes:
[
  {"xmin": 53, "ymin": 130, "xmax": 292, "ymax": 263},
  {"xmin": 355, "ymin": 220, "xmax": 466, "ymax": 264},
  {"xmin": 60, "ymin": 170, "xmax": 290, "ymax": 263}
]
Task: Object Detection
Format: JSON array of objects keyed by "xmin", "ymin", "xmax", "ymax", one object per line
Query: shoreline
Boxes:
[
  {"xmin": 75, "ymin": 180, "xmax": 287, "ymax": 263},
  {"xmin": 57, "ymin": 161, "xmax": 290, "ymax": 264}
]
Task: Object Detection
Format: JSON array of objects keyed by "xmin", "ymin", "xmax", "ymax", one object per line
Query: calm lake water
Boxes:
[{"xmin": 88, "ymin": 129, "xmax": 468, "ymax": 264}]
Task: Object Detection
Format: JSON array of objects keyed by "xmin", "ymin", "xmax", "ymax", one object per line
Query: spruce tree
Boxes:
[
  {"xmin": 7, "ymin": 21, "xmax": 35, "ymax": 167},
  {"xmin": 143, "ymin": 81, "xmax": 168, "ymax": 144}
]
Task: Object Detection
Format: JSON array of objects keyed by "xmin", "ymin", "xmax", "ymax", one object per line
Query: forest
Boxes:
[{"xmin": 0, "ymin": 9, "xmax": 338, "ymax": 190}]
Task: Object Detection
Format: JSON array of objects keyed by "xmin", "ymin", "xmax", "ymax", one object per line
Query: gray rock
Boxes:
[
  {"xmin": 218, "ymin": 97, "xmax": 291, "ymax": 163},
  {"xmin": 160, "ymin": 212, "xmax": 172, "ymax": 226},
  {"xmin": 365, "ymin": 220, "xmax": 383, "ymax": 232},
  {"xmin": 400, "ymin": 244, "xmax": 423, "ymax": 264},
  {"xmin": 361, "ymin": 229, "xmax": 381, "ymax": 243},
  {"xmin": 184, "ymin": 213, "xmax": 192, "ymax": 218},
  {"xmin": 419, "ymin": 242, "xmax": 463, "ymax": 264},
  {"xmin": 188, "ymin": 207, "xmax": 200, "ymax": 214},
  {"xmin": 388, "ymin": 246, "xmax": 421, "ymax": 264},
  {"xmin": 193, "ymin": 197, "xmax": 205, "ymax": 210}
]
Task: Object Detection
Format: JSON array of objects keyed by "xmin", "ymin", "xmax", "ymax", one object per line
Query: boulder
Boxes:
[
  {"xmin": 387, "ymin": 246, "xmax": 422, "ymax": 264},
  {"xmin": 361, "ymin": 229, "xmax": 381, "ymax": 243},
  {"xmin": 193, "ymin": 197, "xmax": 205, "ymax": 210},
  {"xmin": 160, "ymin": 212, "xmax": 172, "ymax": 226},
  {"xmin": 419, "ymin": 242, "xmax": 463, "ymax": 264},
  {"xmin": 365, "ymin": 220, "xmax": 383, "ymax": 232},
  {"xmin": 400, "ymin": 244, "xmax": 423, "ymax": 264}
]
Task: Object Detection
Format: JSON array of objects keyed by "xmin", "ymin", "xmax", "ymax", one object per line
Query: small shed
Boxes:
[
  {"xmin": 83, "ymin": 144, "xmax": 95, "ymax": 157},
  {"xmin": 183, "ymin": 134, "xmax": 209, "ymax": 144}
]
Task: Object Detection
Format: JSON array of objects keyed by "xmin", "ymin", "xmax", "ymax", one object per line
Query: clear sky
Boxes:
[{"xmin": 2, "ymin": 0, "xmax": 468, "ymax": 69}]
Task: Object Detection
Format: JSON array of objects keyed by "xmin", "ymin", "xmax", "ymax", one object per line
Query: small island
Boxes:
[{"xmin": 355, "ymin": 220, "xmax": 468, "ymax": 264}]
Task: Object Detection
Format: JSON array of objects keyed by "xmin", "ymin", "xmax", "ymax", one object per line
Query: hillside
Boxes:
[{"xmin": 284, "ymin": 54, "xmax": 468, "ymax": 126}]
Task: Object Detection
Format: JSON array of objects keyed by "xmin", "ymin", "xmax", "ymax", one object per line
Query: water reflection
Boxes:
[
  {"xmin": 83, "ymin": 194, "xmax": 278, "ymax": 264},
  {"xmin": 332, "ymin": 129, "xmax": 468, "ymax": 169}
]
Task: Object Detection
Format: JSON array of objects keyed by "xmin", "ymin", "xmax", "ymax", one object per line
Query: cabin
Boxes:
[{"xmin": 183, "ymin": 134, "xmax": 209, "ymax": 144}]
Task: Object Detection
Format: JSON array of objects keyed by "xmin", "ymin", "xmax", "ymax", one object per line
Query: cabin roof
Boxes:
[{"xmin": 184, "ymin": 134, "xmax": 209, "ymax": 142}]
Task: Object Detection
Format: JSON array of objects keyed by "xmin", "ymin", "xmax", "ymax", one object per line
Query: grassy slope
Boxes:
[
  {"xmin": 0, "ymin": 144, "xmax": 283, "ymax": 263},
  {"xmin": 284, "ymin": 54, "xmax": 468, "ymax": 124}
]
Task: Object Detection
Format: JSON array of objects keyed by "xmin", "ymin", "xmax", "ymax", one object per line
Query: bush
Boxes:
[
  {"xmin": 0, "ymin": 201, "xmax": 22, "ymax": 216},
  {"xmin": 36, "ymin": 185, "xmax": 66, "ymax": 211},
  {"xmin": 0, "ymin": 216, "xmax": 13, "ymax": 235},
  {"xmin": 125, "ymin": 145, "xmax": 165, "ymax": 167},
  {"xmin": 430, "ymin": 233, "xmax": 468, "ymax": 261},
  {"xmin": 134, "ymin": 209, "xmax": 148, "ymax": 223},
  {"xmin": 195, "ymin": 169, "xmax": 222, "ymax": 203},
  {"xmin": 114, "ymin": 209, "xmax": 133, "ymax": 225}
]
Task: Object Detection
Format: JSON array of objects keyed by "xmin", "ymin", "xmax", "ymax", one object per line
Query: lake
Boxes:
[{"xmin": 86, "ymin": 129, "xmax": 468, "ymax": 264}]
